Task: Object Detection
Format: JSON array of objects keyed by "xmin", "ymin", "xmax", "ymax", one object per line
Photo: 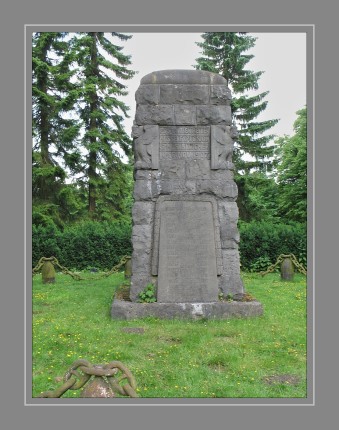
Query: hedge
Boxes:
[
  {"xmin": 32, "ymin": 221, "xmax": 132, "ymax": 271},
  {"xmin": 32, "ymin": 220, "xmax": 307, "ymax": 272},
  {"xmin": 238, "ymin": 221, "xmax": 307, "ymax": 272}
]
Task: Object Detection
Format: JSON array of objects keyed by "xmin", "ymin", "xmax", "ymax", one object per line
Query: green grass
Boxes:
[{"xmin": 32, "ymin": 271, "xmax": 307, "ymax": 398}]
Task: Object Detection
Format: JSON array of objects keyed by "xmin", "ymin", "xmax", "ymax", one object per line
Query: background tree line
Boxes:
[{"xmin": 32, "ymin": 31, "xmax": 307, "ymax": 269}]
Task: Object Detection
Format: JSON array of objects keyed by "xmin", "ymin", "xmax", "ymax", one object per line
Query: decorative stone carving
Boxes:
[{"xmin": 132, "ymin": 125, "xmax": 159, "ymax": 170}]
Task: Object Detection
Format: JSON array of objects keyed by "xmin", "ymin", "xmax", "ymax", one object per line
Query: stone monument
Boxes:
[{"xmin": 111, "ymin": 70, "xmax": 262, "ymax": 319}]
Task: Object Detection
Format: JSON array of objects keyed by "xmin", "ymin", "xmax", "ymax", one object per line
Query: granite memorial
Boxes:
[{"xmin": 111, "ymin": 69, "xmax": 262, "ymax": 319}]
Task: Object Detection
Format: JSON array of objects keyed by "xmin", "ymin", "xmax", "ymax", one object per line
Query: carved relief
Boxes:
[
  {"xmin": 211, "ymin": 125, "xmax": 238, "ymax": 170},
  {"xmin": 132, "ymin": 125, "xmax": 159, "ymax": 170}
]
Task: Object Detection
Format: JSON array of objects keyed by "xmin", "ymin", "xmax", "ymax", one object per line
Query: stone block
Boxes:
[
  {"xmin": 131, "ymin": 250, "xmax": 152, "ymax": 273},
  {"xmin": 135, "ymin": 105, "xmax": 174, "ymax": 125},
  {"xmin": 196, "ymin": 180, "xmax": 238, "ymax": 198},
  {"xmin": 140, "ymin": 69, "xmax": 227, "ymax": 85},
  {"xmin": 130, "ymin": 274, "xmax": 153, "ymax": 301},
  {"xmin": 211, "ymin": 125, "xmax": 234, "ymax": 170},
  {"xmin": 174, "ymin": 105, "xmax": 197, "ymax": 125},
  {"xmin": 132, "ymin": 202, "xmax": 155, "ymax": 225},
  {"xmin": 196, "ymin": 105, "xmax": 232, "ymax": 125},
  {"xmin": 210, "ymin": 85, "xmax": 232, "ymax": 105},
  {"xmin": 159, "ymin": 160, "xmax": 186, "ymax": 179},
  {"xmin": 135, "ymin": 84, "xmax": 160, "ymax": 105},
  {"xmin": 133, "ymin": 179, "xmax": 153, "ymax": 201},
  {"xmin": 156, "ymin": 199, "xmax": 219, "ymax": 303},
  {"xmin": 218, "ymin": 249, "xmax": 244, "ymax": 296},
  {"xmin": 133, "ymin": 125, "xmax": 159, "ymax": 170},
  {"xmin": 131, "ymin": 224, "xmax": 153, "ymax": 251},
  {"xmin": 160, "ymin": 84, "xmax": 209, "ymax": 105}
]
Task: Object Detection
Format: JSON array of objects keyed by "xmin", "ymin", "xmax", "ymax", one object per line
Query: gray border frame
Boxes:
[{"xmin": 25, "ymin": 24, "xmax": 313, "ymax": 407}]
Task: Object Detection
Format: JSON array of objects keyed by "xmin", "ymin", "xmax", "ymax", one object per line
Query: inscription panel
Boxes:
[
  {"xmin": 157, "ymin": 200, "xmax": 219, "ymax": 303},
  {"xmin": 159, "ymin": 126, "xmax": 210, "ymax": 160}
]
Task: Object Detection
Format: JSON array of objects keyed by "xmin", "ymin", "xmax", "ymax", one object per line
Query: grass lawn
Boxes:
[{"xmin": 32, "ymin": 270, "xmax": 307, "ymax": 398}]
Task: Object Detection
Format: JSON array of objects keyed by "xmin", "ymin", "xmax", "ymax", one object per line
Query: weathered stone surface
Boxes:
[
  {"xmin": 159, "ymin": 160, "xmax": 186, "ymax": 179},
  {"xmin": 160, "ymin": 84, "xmax": 209, "ymax": 105},
  {"xmin": 185, "ymin": 159, "xmax": 234, "ymax": 180},
  {"xmin": 174, "ymin": 105, "xmax": 196, "ymax": 125},
  {"xmin": 133, "ymin": 125, "xmax": 159, "ymax": 169},
  {"xmin": 131, "ymin": 224, "xmax": 152, "ymax": 251},
  {"xmin": 218, "ymin": 249, "xmax": 244, "ymax": 295},
  {"xmin": 42, "ymin": 261, "xmax": 56, "ymax": 284},
  {"xmin": 211, "ymin": 125, "xmax": 234, "ymax": 170},
  {"xmin": 157, "ymin": 200, "xmax": 219, "ymax": 303},
  {"xmin": 135, "ymin": 84, "xmax": 160, "ymax": 105},
  {"xmin": 140, "ymin": 69, "xmax": 227, "ymax": 85},
  {"xmin": 210, "ymin": 85, "xmax": 232, "ymax": 105},
  {"xmin": 132, "ymin": 202, "xmax": 155, "ymax": 225},
  {"xmin": 131, "ymin": 250, "xmax": 152, "ymax": 274},
  {"xmin": 130, "ymin": 274, "xmax": 153, "ymax": 301},
  {"xmin": 111, "ymin": 299, "xmax": 263, "ymax": 320},
  {"xmin": 159, "ymin": 125, "xmax": 210, "ymax": 161},
  {"xmin": 196, "ymin": 105, "xmax": 232, "ymax": 125},
  {"xmin": 196, "ymin": 180, "xmax": 238, "ymax": 199},
  {"xmin": 135, "ymin": 105, "xmax": 174, "ymax": 125}
]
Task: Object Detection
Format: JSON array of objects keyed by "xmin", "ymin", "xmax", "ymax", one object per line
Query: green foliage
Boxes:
[
  {"xmin": 32, "ymin": 220, "xmax": 132, "ymax": 270},
  {"xmin": 137, "ymin": 284, "xmax": 157, "ymax": 303},
  {"xmin": 275, "ymin": 107, "xmax": 307, "ymax": 223},
  {"xmin": 249, "ymin": 256, "xmax": 273, "ymax": 273},
  {"xmin": 195, "ymin": 32, "xmax": 278, "ymax": 174},
  {"xmin": 32, "ymin": 31, "xmax": 135, "ymax": 224},
  {"xmin": 239, "ymin": 221, "xmax": 307, "ymax": 271},
  {"xmin": 195, "ymin": 32, "xmax": 279, "ymax": 222}
]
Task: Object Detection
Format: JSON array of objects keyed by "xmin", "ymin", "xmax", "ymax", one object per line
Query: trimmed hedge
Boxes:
[
  {"xmin": 32, "ymin": 220, "xmax": 307, "ymax": 272},
  {"xmin": 32, "ymin": 221, "xmax": 132, "ymax": 271},
  {"xmin": 238, "ymin": 221, "xmax": 307, "ymax": 272}
]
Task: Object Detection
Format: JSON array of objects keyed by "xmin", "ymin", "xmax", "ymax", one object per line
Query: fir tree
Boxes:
[
  {"xmin": 32, "ymin": 32, "xmax": 83, "ymax": 227},
  {"xmin": 70, "ymin": 32, "xmax": 135, "ymax": 216},
  {"xmin": 195, "ymin": 32, "xmax": 279, "ymax": 220}
]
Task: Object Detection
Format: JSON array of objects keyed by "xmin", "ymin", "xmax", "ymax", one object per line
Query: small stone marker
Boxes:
[
  {"xmin": 111, "ymin": 70, "xmax": 263, "ymax": 319},
  {"xmin": 280, "ymin": 257, "xmax": 294, "ymax": 281},
  {"xmin": 41, "ymin": 261, "xmax": 56, "ymax": 284}
]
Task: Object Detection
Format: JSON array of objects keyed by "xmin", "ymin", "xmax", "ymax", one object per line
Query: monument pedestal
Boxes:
[{"xmin": 111, "ymin": 299, "xmax": 263, "ymax": 320}]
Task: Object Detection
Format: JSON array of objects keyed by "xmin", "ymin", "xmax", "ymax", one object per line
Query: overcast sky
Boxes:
[{"xmin": 120, "ymin": 32, "xmax": 306, "ymax": 141}]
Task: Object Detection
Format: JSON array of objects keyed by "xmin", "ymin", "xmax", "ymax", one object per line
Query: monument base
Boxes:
[{"xmin": 111, "ymin": 299, "xmax": 263, "ymax": 320}]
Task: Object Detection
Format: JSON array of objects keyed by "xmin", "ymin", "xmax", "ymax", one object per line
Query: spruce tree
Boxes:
[
  {"xmin": 70, "ymin": 32, "xmax": 135, "ymax": 217},
  {"xmin": 195, "ymin": 32, "xmax": 279, "ymax": 220},
  {"xmin": 32, "ymin": 32, "xmax": 83, "ymax": 227}
]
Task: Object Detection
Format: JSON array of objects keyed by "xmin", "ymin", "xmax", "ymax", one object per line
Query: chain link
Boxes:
[
  {"xmin": 32, "ymin": 255, "xmax": 130, "ymax": 281},
  {"xmin": 39, "ymin": 359, "xmax": 138, "ymax": 398},
  {"xmin": 260, "ymin": 253, "xmax": 307, "ymax": 277}
]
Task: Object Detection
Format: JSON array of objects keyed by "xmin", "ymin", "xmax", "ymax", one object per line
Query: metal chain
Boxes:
[
  {"xmin": 32, "ymin": 255, "xmax": 130, "ymax": 281},
  {"xmin": 39, "ymin": 359, "xmax": 138, "ymax": 398},
  {"xmin": 260, "ymin": 253, "xmax": 307, "ymax": 277}
]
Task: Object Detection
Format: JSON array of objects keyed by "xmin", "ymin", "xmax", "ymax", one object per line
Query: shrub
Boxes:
[
  {"xmin": 32, "ymin": 220, "xmax": 132, "ymax": 270},
  {"xmin": 239, "ymin": 221, "xmax": 307, "ymax": 272}
]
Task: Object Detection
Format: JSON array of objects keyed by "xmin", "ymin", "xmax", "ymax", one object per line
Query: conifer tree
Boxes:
[
  {"xmin": 195, "ymin": 32, "xmax": 279, "ymax": 220},
  {"xmin": 70, "ymin": 32, "xmax": 135, "ymax": 216},
  {"xmin": 32, "ymin": 32, "xmax": 83, "ymax": 227}
]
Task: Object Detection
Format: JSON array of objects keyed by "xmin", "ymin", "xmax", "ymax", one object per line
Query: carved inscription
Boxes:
[
  {"xmin": 159, "ymin": 126, "xmax": 210, "ymax": 160},
  {"xmin": 157, "ymin": 200, "xmax": 219, "ymax": 303}
]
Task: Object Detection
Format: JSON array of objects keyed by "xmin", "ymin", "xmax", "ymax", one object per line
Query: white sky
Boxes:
[{"xmin": 120, "ymin": 32, "xmax": 307, "ymax": 140}]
